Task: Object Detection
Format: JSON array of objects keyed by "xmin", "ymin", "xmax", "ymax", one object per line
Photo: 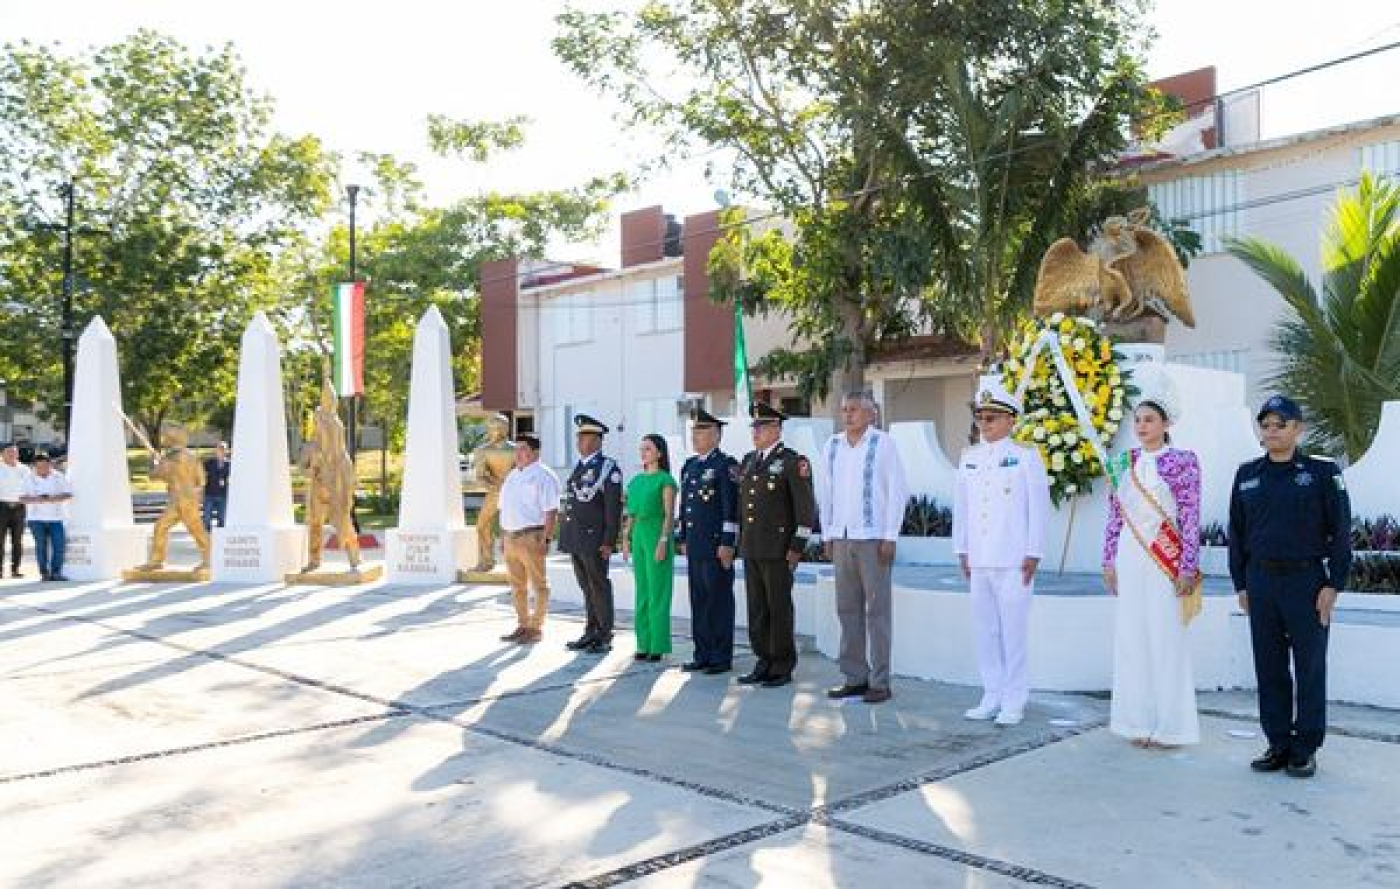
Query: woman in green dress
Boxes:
[{"xmin": 622, "ymin": 434, "xmax": 679, "ymax": 662}]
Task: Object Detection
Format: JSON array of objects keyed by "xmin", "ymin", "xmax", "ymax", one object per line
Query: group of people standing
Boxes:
[
  {"xmin": 489, "ymin": 380, "xmax": 1352, "ymax": 780},
  {"xmin": 0, "ymin": 445, "xmax": 73, "ymax": 581}
]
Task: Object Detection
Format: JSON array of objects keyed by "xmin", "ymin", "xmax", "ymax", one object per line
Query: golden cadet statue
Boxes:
[
  {"xmin": 139, "ymin": 425, "xmax": 212, "ymax": 570},
  {"xmin": 1033, "ymin": 208, "xmax": 1196, "ymax": 337},
  {"xmin": 301, "ymin": 378, "xmax": 362, "ymax": 573},
  {"xmin": 470, "ymin": 414, "xmax": 515, "ymax": 573}
]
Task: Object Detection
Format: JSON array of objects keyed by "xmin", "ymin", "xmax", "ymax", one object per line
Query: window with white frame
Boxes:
[
  {"xmin": 1359, "ymin": 140, "xmax": 1400, "ymax": 182},
  {"xmin": 633, "ymin": 276, "xmax": 684, "ymax": 334},
  {"xmin": 549, "ymin": 291, "xmax": 594, "ymax": 346},
  {"xmin": 1149, "ymin": 171, "xmax": 1242, "ymax": 254}
]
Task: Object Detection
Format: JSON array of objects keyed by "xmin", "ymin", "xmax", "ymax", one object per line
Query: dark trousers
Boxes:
[
  {"xmin": 688, "ymin": 557, "xmax": 735, "ymax": 668},
  {"xmin": 745, "ymin": 558, "xmax": 797, "ymax": 678},
  {"xmin": 202, "ymin": 494, "xmax": 227, "ymax": 530},
  {"xmin": 29, "ymin": 520, "xmax": 65, "ymax": 578},
  {"xmin": 0, "ymin": 501, "xmax": 24, "ymax": 570},
  {"xmin": 1247, "ymin": 565, "xmax": 1330, "ymax": 756},
  {"xmin": 570, "ymin": 552, "xmax": 614, "ymax": 642}
]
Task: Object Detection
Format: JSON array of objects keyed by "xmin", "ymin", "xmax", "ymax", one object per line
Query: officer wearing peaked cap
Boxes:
[
  {"xmin": 953, "ymin": 379, "xmax": 1051, "ymax": 727},
  {"xmin": 559, "ymin": 413, "xmax": 624, "ymax": 654},
  {"xmin": 676, "ymin": 408, "xmax": 740, "ymax": 674},
  {"xmin": 1230, "ymin": 395, "xmax": 1351, "ymax": 778},
  {"xmin": 737, "ymin": 402, "xmax": 817, "ymax": 688}
]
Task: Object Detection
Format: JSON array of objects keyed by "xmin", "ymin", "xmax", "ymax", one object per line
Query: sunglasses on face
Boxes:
[{"xmin": 974, "ymin": 412, "xmax": 1009, "ymax": 422}]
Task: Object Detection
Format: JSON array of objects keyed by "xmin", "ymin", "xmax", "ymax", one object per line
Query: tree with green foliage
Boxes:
[
  {"xmin": 0, "ymin": 31, "xmax": 336, "ymax": 440},
  {"xmin": 280, "ymin": 123, "xmax": 626, "ymax": 454},
  {"xmin": 1227, "ymin": 174, "xmax": 1400, "ymax": 460},
  {"xmin": 556, "ymin": 1, "xmax": 1174, "ymax": 402}
]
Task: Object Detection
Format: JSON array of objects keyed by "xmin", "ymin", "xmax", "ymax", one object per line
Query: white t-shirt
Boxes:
[
  {"xmin": 0, "ymin": 461, "xmax": 33, "ymax": 503},
  {"xmin": 499, "ymin": 461, "xmax": 562, "ymax": 531},
  {"xmin": 23, "ymin": 471, "xmax": 72, "ymax": 521}
]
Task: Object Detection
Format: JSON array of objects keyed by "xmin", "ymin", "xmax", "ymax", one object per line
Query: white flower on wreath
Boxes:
[
  {"xmin": 1036, "ymin": 408, "xmax": 1050, "ymax": 419},
  {"xmin": 1063, "ymin": 431, "xmax": 1079, "ymax": 446},
  {"xmin": 1048, "ymin": 434, "xmax": 1062, "ymax": 447},
  {"xmin": 1071, "ymin": 452, "xmax": 1084, "ymax": 464},
  {"xmin": 1072, "ymin": 337, "xmax": 1086, "ymax": 351},
  {"xmin": 1050, "ymin": 312, "xmax": 1065, "ymax": 323},
  {"xmin": 1033, "ymin": 427, "xmax": 1047, "ymax": 441},
  {"xmin": 1059, "ymin": 334, "xmax": 1071, "ymax": 347},
  {"xmin": 1050, "ymin": 453, "xmax": 1066, "ymax": 471},
  {"xmin": 1052, "ymin": 395, "xmax": 1066, "ymax": 407},
  {"xmin": 1108, "ymin": 407, "xmax": 1123, "ymax": 421},
  {"xmin": 1065, "ymin": 483, "xmax": 1079, "ymax": 494}
]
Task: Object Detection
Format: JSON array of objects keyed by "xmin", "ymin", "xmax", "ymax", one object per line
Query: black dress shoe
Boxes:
[
  {"xmin": 1250, "ymin": 747, "xmax": 1291, "ymax": 772},
  {"xmin": 10, "ymin": 569, "xmax": 22, "ymax": 578},
  {"xmin": 761, "ymin": 674, "xmax": 792, "ymax": 688},
  {"xmin": 646, "ymin": 654, "xmax": 662, "ymax": 662},
  {"xmin": 1286, "ymin": 755, "xmax": 1317, "ymax": 778},
  {"xmin": 566, "ymin": 637, "xmax": 594, "ymax": 651},
  {"xmin": 703, "ymin": 664, "xmax": 732, "ymax": 675},
  {"xmin": 50, "ymin": 574, "xmax": 68, "ymax": 582},
  {"xmin": 634, "ymin": 652, "xmax": 650, "ymax": 661},
  {"xmin": 737, "ymin": 670, "xmax": 768, "ymax": 685},
  {"xmin": 826, "ymin": 683, "xmax": 869, "ymax": 700},
  {"xmin": 681, "ymin": 661, "xmax": 707, "ymax": 672},
  {"xmin": 584, "ymin": 641, "xmax": 612, "ymax": 654}
]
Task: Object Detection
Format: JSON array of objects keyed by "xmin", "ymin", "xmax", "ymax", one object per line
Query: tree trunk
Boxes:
[{"xmin": 829, "ymin": 295, "xmax": 868, "ymax": 421}]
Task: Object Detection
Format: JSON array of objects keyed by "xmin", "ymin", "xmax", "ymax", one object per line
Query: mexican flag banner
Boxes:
[{"xmin": 331, "ymin": 282, "xmax": 366, "ymax": 397}]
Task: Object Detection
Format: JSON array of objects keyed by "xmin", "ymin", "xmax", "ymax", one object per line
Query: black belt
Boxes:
[
  {"xmin": 1257, "ymin": 558, "xmax": 1319, "ymax": 573},
  {"xmin": 504, "ymin": 525, "xmax": 545, "ymax": 538}
]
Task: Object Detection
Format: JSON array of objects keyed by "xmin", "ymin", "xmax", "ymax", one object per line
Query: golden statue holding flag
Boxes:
[{"xmin": 299, "ymin": 376, "xmax": 363, "ymax": 573}]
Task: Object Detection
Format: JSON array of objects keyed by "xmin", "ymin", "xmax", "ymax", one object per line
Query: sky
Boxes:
[{"xmin": 2, "ymin": 0, "xmax": 1397, "ymax": 266}]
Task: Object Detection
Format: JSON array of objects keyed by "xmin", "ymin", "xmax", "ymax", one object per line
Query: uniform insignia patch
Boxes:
[
  {"xmin": 1335, "ymin": 474, "xmax": 1347, "ymax": 491},
  {"xmin": 702, "ymin": 468, "xmax": 715, "ymax": 481},
  {"xmin": 769, "ymin": 460, "xmax": 783, "ymax": 474},
  {"xmin": 610, "ymin": 471, "xmax": 621, "ymax": 483},
  {"xmin": 1295, "ymin": 471, "xmax": 1314, "ymax": 486},
  {"xmin": 729, "ymin": 465, "xmax": 741, "ymax": 482},
  {"xmin": 999, "ymin": 456, "xmax": 1020, "ymax": 468},
  {"xmin": 1239, "ymin": 478, "xmax": 1260, "ymax": 491}
]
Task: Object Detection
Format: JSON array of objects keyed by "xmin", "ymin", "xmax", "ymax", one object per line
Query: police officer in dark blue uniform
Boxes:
[
  {"xmin": 558, "ymin": 414, "xmax": 624, "ymax": 654},
  {"xmin": 1229, "ymin": 395, "xmax": 1351, "ymax": 779},
  {"xmin": 675, "ymin": 408, "xmax": 740, "ymax": 675}
]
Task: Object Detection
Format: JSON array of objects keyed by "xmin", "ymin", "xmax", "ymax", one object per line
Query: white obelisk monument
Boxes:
[
  {"xmin": 386, "ymin": 306, "xmax": 472, "ymax": 583},
  {"xmin": 212, "ymin": 312, "xmax": 307, "ymax": 581},
  {"xmin": 63, "ymin": 317, "xmax": 149, "ymax": 579}
]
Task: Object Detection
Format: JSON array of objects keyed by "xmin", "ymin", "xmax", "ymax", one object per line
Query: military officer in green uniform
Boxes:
[{"xmin": 737, "ymin": 402, "xmax": 817, "ymax": 688}]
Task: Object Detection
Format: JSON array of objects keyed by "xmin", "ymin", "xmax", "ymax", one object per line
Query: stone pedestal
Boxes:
[
  {"xmin": 64, "ymin": 526, "xmax": 150, "ymax": 582},
  {"xmin": 386, "ymin": 528, "xmax": 475, "ymax": 584},
  {"xmin": 212, "ymin": 527, "xmax": 307, "ymax": 582},
  {"xmin": 285, "ymin": 563, "xmax": 384, "ymax": 586}
]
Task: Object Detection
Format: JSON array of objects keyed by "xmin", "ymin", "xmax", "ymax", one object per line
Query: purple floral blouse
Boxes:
[{"xmin": 1102, "ymin": 447, "xmax": 1202, "ymax": 575}]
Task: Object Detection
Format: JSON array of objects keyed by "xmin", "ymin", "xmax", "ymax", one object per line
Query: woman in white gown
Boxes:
[{"xmin": 1102, "ymin": 392, "xmax": 1203, "ymax": 748}]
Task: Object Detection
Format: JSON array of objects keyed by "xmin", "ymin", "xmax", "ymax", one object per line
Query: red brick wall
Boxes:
[
  {"xmin": 621, "ymin": 206, "xmax": 666, "ymax": 267},
  {"xmin": 480, "ymin": 258, "xmax": 518, "ymax": 411},
  {"xmin": 682, "ymin": 210, "xmax": 734, "ymax": 393}
]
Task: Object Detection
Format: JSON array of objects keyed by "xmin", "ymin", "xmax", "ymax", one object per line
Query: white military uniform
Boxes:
[{"xmin": 953, "ymin": 403, "xmax": 1051, "ymax": 721}]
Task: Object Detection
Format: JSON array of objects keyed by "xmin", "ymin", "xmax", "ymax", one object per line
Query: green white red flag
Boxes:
[{"xmin": 331, "ymin": 282, "xmax": 365, "ymax": 397}]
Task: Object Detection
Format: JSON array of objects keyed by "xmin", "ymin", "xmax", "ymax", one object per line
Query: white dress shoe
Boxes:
[
  {"xmin": 994, "ymin": 710, "xmax": 1024, "ymax": 726},
  {"xmin": 964, "ymin": 703, "xmax": 999, "ymax": 721}
]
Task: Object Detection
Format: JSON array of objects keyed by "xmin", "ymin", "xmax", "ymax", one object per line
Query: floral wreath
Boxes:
[{"xmin": 1000, "ymin": 313, "xmax": 1131, "ymax": 506}]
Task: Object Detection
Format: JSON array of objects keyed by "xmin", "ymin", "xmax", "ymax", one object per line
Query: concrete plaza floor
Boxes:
[{"xmin": 2, "ymin": 541, "xmax": 1399, "ymax": 888}]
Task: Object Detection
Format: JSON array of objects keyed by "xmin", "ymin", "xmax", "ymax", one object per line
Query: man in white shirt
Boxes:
[
  {"xmin": 498, "ymin": 434, "xmax": 562, "ymax": 645},
  {"xmin": 818, "ymin": 391, "xmax": 909, "ymax": 704},
  {"xmin": 20, "ymin": 453, "xmax": 73, "ymax": 581},
  {"xmin": 0, "ymin": 444, "xmax": 32, "ymax": 577},
  {"xmin": 953, "ymin": 382, "xmax": 1051, "ymax": 726}
]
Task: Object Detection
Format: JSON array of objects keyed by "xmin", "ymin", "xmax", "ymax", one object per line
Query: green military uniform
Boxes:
[{"xmin": 738, "ymin": 403, "xmax": 817, "ymax": 686}]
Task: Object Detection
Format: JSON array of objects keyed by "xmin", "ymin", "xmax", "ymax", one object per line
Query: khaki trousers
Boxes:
[{"xmin": 504, "ymin": 529, "xmax": 550, "ymax": 629}]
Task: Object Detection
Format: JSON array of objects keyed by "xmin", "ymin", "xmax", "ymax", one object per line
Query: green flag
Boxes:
[{"xmin": 733, "ymin": 301, "xmax": 751, "ymax": 419}]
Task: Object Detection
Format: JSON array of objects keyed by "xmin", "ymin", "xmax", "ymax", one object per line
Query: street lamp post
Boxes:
[
  {"xmin": 58, "ymin": 179, "xmax": 76, "ymax": 439},
  {"xmin": 345, "ymin": 184, "xmax": 360, "ymax": 462}
]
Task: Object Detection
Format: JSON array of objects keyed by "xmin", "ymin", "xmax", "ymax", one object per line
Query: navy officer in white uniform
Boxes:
[{"xmin": 952, "ymin": 381, "xmax": 1051, "ymax": 726}]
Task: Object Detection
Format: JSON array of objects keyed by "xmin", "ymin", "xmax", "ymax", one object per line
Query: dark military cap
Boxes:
[
  {"xmin": 690, "ymin": 408, "xmax": 726, "ymax": 429},
  {"xmin": 33, "ymin": 452, "xmax": 51, "ymax": 463},
  {"xmin": 517, "ymin": 433, "xmax": 542, "ymax": 451},
  {"xmin": 1257, "ymin": 394, "xmax": 1303, "ymax": 424},
  {"xmin": 574, "ymin": 414, "xmax": 609, "ymax": 435},
  {"xmin": 749, "ymin": 402, "xmax": 787, "ymax": 426}
]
